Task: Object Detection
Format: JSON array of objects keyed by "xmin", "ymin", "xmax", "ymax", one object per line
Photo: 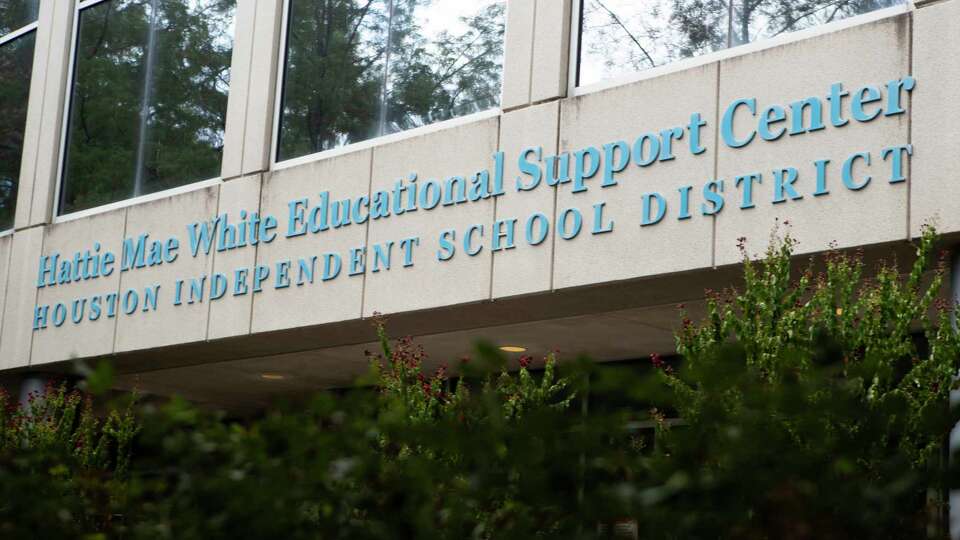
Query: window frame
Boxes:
[
  {"xmin": 0, "ymin": 9, "xmax": 39, "ymax": 234},
  {"xmin": 566, "ymin": 0, "xmax": 583, "ymax": 98},
  {"xmin": 269, "ymin": 0, "xmax": 291, "ymax": 169},
  {"xmin": 54, "ymin": 0, "xmax": 229, "ymax": 223},
  {"xmin": 567, "ymin": 0, "xmax": 913, "ymax": 96},
  {"xmin": 270, "ymin": 0, "xmax": 507, "ymax": 171},
  {"xmin": 0, "ymin": 19, "xmax": 37, "ymax": 48}
]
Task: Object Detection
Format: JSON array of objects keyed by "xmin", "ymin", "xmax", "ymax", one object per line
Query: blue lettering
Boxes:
[
  {"xmin": 722, "ymin": 98, "xmax": 757, "ymax": 148},
  {"xmin": 842, "ymin": 152, "xmax": 872, "ymax": 190},
  {"xmin": 641, "ymin": 193, "xmax": 666, "ymax": 226},
  {"xmin": 517, "ymin": 147, "xmax": 543, "ymax": 191},
  {"xmin": 437, "ymin": 229, "xmax": 456, "ymax": 261},
  {"xmin": 772, "ymin": 168, "xmax": 801, "ymax": 203},
  {"xmin": 701, "ymin": 180, "xmax": 725, "ymax": 215}
]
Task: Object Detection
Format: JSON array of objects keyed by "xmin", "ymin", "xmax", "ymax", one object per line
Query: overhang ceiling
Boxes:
[{"xmin": 111, "ymin": 301, "xmax": 702, "ymax": 414}]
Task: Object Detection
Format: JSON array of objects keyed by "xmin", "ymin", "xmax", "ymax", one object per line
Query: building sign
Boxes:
[{"xmin": 31, "ymin": 76, "xmax": 916, "ymax": 331}]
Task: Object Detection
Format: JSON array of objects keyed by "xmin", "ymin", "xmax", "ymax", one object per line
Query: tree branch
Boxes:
[{"xmin": 590, "ymin": 0, "xmax": 656, "ymax": 68}]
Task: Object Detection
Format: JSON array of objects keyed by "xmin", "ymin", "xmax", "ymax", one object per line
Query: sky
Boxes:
[{"xmin": 418, "ymin": 0, "xmax": 501, "ymax": 40}]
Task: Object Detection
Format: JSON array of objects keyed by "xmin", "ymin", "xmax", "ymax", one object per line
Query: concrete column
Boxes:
[
  {"xmin": 221, "ymin": 0, "xmax": 284, "ymax": 180},
  {"xmin": 501, "ymin": 0, "xmax": 572, "ymax": 111},
  {"xmin": 220, "ymin": 0, "xmax": 256, "ymax": 180},
  {"xmin": 924, "ymin": 2, "xmax": 960, "ymax": 535},
  {"xmin": 911, "ymin": 0, "xmax": 960, "ymax": 238},
  {"xmin": 0, "ymin": 225, "xmax": 44, "ymax": 369},
  {"xmin": 14, "ymin": 2, "xmax": 75, "ymax": 228},
  {"xmin": 0, "ymin": 235, "xmax": 9, "ymax": 346},
  {"xmin": 501, "ymin": 0, "xmax": 536, "ymax": 110},
  {"xmin": 530, "ymin": 0, "xmax": 573, "ymax": 103}
]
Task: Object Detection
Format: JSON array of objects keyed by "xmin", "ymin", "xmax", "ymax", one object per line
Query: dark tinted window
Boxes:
[
  {"xmin": 60, "ymin": 0, "xmax": 236, "ymax": 215},
  {"xmin": 0, "ymin": 2, "xmax": 37, "ymax": 230},
  {"xmin": 0, "ymin": 0, "xmax": 38, "ymax": 36},
  {"xmin": 277, "ymin": 0, "xmax": 505, "ymax": 162}
]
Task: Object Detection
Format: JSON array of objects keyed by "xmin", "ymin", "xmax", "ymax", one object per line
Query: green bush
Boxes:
[
  {"xmin": 676, "ymin": 225, "xmax": 958, "ymax": 467},
  {"xmin": 0, "ymin": 375, "xmax": 137, "ymax": 537}
]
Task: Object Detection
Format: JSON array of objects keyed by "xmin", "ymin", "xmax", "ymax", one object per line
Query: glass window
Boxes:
[
  {"xmin": 577, "ymin": 0, "xmax": 906, "ymax": 87},
  {"xmin": 0, "ymin": 0, "xmax": 38, "ymax": 36},
  {"xmin": 277, "ymin": 0, "xmax": 506, "ymax": 163},
  {"xmin": 59, "ymin": 0, "xmax": 237, "ymax": 216},
  {"xmin": 0, "ymin": 1, "xmax": 38, "ymax": 231}
]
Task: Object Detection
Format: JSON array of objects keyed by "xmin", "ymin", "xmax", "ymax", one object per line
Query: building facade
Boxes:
[{"xmin": 0, "ymin": 0, "xmax": 955, "ymax": 412}]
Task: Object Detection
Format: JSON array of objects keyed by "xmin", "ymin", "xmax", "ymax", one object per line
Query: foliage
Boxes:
[
  {"xmin": 673, "ymin": 224, "xmax": 960, "ymax": 466},
  {"xmin": 278, "ymin": 0, "xmax": 505, "ymax": 160},
  {"xmin": 580, "ymin": 0, "xmax": 903, "ymax": 78},
  {"xmin": 0, "ymin": 371, "xmax": 139, "ymax": 537},
  {"xmin": 623, "ymin": 342, "xmax": 951, "ymax": 538},
  {"xmin": 385, "ymin": 1, "xmax": 505, "ymax": 133},
  {"xmin": 633, "ymin": 223, "xmax": 960, "ymax": 537},
  {"xmin": 0, "ymin": 23, "xmax": 35, "ymax": 230},
  {"xmin": 62, "ymin": 0, "xmax": 235, "ymax": 214},
  {"xmin": 367, "ymin": 314, "xmax": 573, "ymax": 428},
  {"xmin": 56, "ymin": 0, "xmax": 505, "ymax": 211},
  {"xmin": 364, "ymin": 315, "xmax": 576, "ymax": 535},
  {"xmin": 0, "ymin": 382, "xmax": 137, "ymax": 474},
  {"xmin": 671, "ymin": 0, "xmax": 904, "ymax": 51}
]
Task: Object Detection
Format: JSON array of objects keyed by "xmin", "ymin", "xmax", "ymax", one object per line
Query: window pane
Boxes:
[
  {"xmin": 0, "ymin": 31, "xmax": 35, "ymax": 230},
  {"xmin": 60, "ymin": 0, "xmax": 236, "ymax": 215},
  {"xmin": 277, "ymin": 0, "xmax": 506, "ymax": 163},
  {"xmin": 278, "ymin": 0, "xmax": 390, "ymax": 160},
  {"xmin": 0, "ymin": 0, "xmax": 39, "ymax": 36},
  {"xmin": 577, "ymin": 0, "xmax": 905, "ymax": 87},
  {"xmin": 382, "ymin": 0, "xmax": 505, "ymax": 135}
]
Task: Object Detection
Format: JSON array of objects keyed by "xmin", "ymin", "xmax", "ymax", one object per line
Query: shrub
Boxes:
[{"xmin": 0, "ymin": 375, "xmax": 138, "ymax": 537}]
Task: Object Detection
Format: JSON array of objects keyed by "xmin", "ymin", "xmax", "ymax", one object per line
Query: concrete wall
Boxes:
[{"xmin": 0, "ymin": 1, "xmax": 956, "ymax": 372}]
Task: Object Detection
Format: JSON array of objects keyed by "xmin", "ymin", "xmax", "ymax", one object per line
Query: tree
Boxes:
[
  {"xmin": 385, "ymin": 2, "xmax": 505, "ymax": 133},
  {"xmin": 277, "ymin": 0, "xmax": 506, "ymax": 160},
  {"xmin": 0, "ymin": 376, "xmax": 138, "ymax": 537},
  {"xmin": 0, "ymin": 0, "xmax": 39, "ymax": 36},
  {"xmin": 277, "ymin": 0, "xmax": 391, "ymax": 158},
  {"xmin": 56, "ymin": 0, "xmax": 505, "ymax": 210},
  {"xmin": 629, "ymin": 225, "xmax": 960, "ymax": 537},
  {"xmin": 579, "ymin": 0, "xmax": 902, "ymax": 80},
  {"xmin": 61, "ymin": 0, "xmax": 235, "ymax": 214},
  {"xmin": 0, "ymin": 29, "xmax": 34, "ymax": 230},
  {"xmin": 673, "ymin": 0, "xmax": 904, "ymax": 50}
]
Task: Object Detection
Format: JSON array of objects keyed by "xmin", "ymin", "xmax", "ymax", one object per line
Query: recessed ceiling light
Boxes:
[
  {"xmin": 260, "ymin": 373, "xmax": 286, "ymax": 380},
  {"xmin": 499, "ymin": 346, "xmax": 526, "ymax": 353}
]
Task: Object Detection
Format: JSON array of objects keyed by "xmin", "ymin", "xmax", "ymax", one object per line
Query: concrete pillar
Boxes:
[
  {"xmin": 221, "ymin": 0, "xmax": 284, "ymax": 180},
  {"xmin": 15, "ymin": 2, "xmax": 75, "ymax": 228},
  {"xmin": 915, "ymin": 0, "xmax": 960, "ymax": 525},
  {"xmin": 530, "ymin": 0, "xmax": 573, "ymax": 103},
  {"xmin": 501, "ymin": 0, "xmax": 573, "ymax": 111},
  {"xmin": 0, "ymin": 225, "xmax": 44, "ymax": 368}
]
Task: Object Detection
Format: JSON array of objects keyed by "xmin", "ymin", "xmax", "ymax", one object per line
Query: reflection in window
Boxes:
[
  {"xmin": 60, "ymin": 0, "xmax": 236, "ymax": 215},
  {"xmin": 277, "ymin": 0, "xmax": 505, "ymax": 162},
  {"xmin": 577, "ymin": 0, "xmax": 905, "ymax": 87},
  {"xmin": 0, "ymin": 3, "xmax": 38, "ymax": 230},
  {"xmin": 0, "ymin": 0, "xmax": 38, "ymax": 36}
]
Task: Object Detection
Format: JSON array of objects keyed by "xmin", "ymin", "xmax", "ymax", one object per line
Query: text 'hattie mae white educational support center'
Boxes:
[{"xmin": 0, "ymin": 0, "xmax": 956, "ymax": 411}]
